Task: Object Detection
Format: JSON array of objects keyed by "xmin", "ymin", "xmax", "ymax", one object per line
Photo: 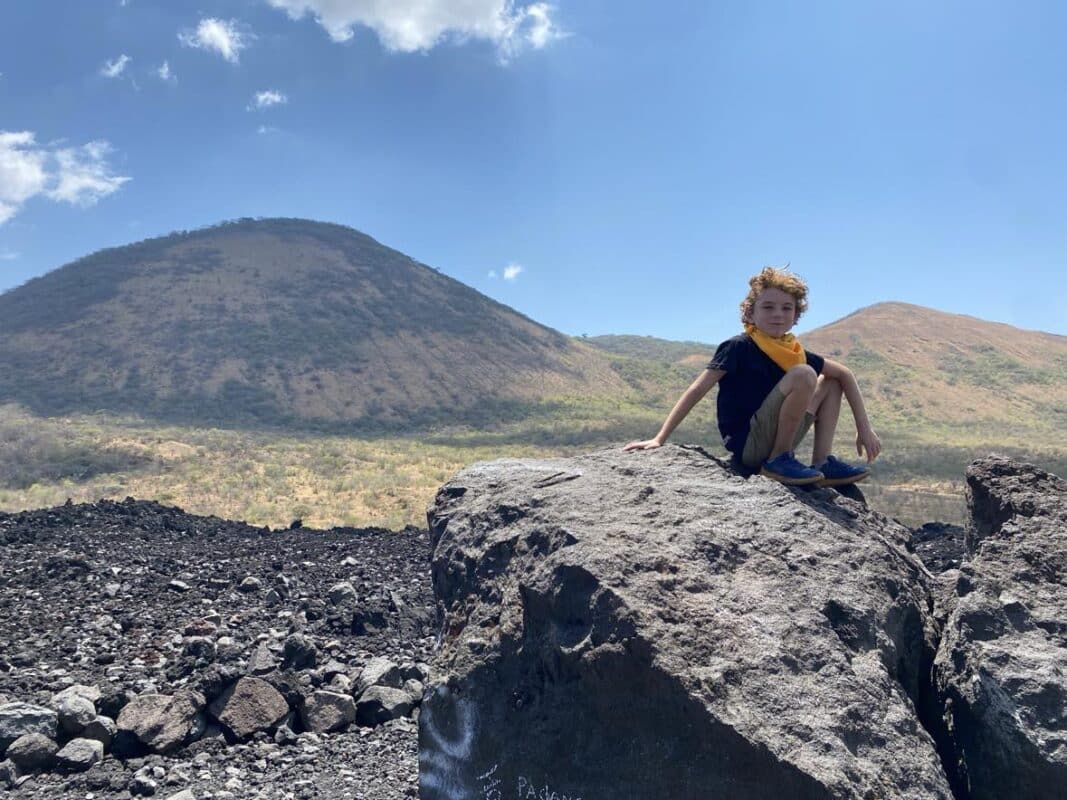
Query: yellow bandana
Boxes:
[{"xmin": 744, "ymin": 323, "xmax": 807, "ymax": 373}]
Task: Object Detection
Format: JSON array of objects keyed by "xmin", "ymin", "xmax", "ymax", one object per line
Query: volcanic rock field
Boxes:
[
  {"xmin": 0, "ymin": 499, "xmax": 435, "ymax": 799},
  {"xmin": 1, "ymin": 449, "xmax": 1061, "ymax": 800}
]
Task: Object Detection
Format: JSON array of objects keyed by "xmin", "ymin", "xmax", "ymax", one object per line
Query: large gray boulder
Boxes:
[
  {"xmin": 0, "ymin": 703, "xmax": 58, "ymax": 753},
  {"xmin": 208, "ymin": 677, "xmax": 290, "ymax": 739},
  {"xmin": 934, "ymin": 456, "xmax": 1067, "ymax": 799},
  {"xmin": 420, "ymin": 445, "xmax": 952, "ymax": 799},
  {"xmin": 115, "ymin": 691, "xmax": 205, "ymax": 754}
]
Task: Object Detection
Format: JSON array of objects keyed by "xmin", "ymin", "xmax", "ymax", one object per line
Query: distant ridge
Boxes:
[
  {"xmin": 585, "ymin": 301, "xmax": 1067, "ymax": 453},
  {"xmin": 0, "ymin": 218, "xmax": 628, "ymax": 430}
]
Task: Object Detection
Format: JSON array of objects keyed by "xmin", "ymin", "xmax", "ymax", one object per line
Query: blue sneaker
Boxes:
[
  {"xmin": 814, "ymin": 455, "xmax": 870, "ymax": 487},
  {"xmin": 760, "ymin": 451, "xmax": 824, "ymax": 485}
]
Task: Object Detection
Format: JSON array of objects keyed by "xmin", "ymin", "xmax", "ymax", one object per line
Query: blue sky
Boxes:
[{"xmin": 2, "ymin": 1, "xmax": 1065, "ymax": 344}]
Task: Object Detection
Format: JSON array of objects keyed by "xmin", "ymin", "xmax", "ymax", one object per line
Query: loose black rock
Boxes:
[{"xmin": 0, "ymin": 498, "xmax": 433, "ymax": 798}]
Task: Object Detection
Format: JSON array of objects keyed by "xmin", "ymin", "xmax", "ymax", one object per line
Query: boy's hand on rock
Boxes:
[
  {"xmin": 623, "ymin": 438, "xmax": 663, "ymax": 452},
  {"xmin": 856, "ymin": 428, "xmax": 881, "ymax": 463}
]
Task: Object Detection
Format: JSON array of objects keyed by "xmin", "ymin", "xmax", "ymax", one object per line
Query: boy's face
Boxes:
[{"xmin": 749, "ymin": 287, "xmax": 799, "ymax": 336}]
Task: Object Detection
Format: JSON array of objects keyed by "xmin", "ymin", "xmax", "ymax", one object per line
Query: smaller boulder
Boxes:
[
  {"xmin": 237, "ymin": 577, "xmax": 262, "ymax": 593},
  {"xmin": 55, "ymin": 737, "xmax": 104, "ymax": 772},
  {"xmin": 355, "ymin": 686, "xmax": 413, "ymax": 727},
  {"xmin": 281, "ymin": 634, "xmax": 317, "ymax": 670},
  {"xmin": 183, "ymin": 618, "xmax": 218, "ymax": 637},
  {"xmin": 247, "ymin": 643, "xmax": 276, "ymax": 676},
  {"xmin": 5, "ymin": 732, "xmax": 58, "ymax": 772},
  {"xmin": 300, "ymin": 691, "xmax": 356, "ymax": 733},
  {"xmin": 82, "ymin": 715, "xmax": 118, "ymax": 749},
  {"xmin": 354, "ymin": 657, "xmax": 401, "ymax": 697},
  {"xmin": 208, "ymin": 678, "xmax": 289, "ymax": 739},
  {"xmin": 327, "ymin": 582, "xmax": 356, "ymax": 606},
  {"xmin": 401, "ymin": 679, "xmax": 425, "ymax": 706},
  {"xmin": 55, "ymin": 693, "xmax": 97, "ymax": 736},
  {"xmin": 115, "ymin": 691, "xmax": 205, "ymax": 755}
]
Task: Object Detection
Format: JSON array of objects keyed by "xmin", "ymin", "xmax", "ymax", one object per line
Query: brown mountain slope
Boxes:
[
  {"xmin": 0, "ymin": 218, "xmax": 628, "ymax": 430},
  {"xmin": 800, "ymin": 302, "xmax": 1067, "ymax": 445}
]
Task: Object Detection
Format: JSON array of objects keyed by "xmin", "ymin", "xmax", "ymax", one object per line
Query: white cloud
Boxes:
[
  {"xmin": 49, "ymin": 141, "xmax": 131, "ymax": 207},
  {"xmin": 487, "ymin": 269, "xmax": 498, "ymax": 278},
  {"xmin": 0, "ymin": 249, "xmax": 19, "ymax": 261},
  {"xmin": 0, "ymin": 132, "xmax": 48, "ymax": 225},
  {"xmin": 101, "ymin": 54, "xmax": 131, "ymax": 78},
  {"xmin": 503, "ymin": 263, "xmax": 522, "ymax": 281},
  {"xmin": 179, "ymin": 18, "xmax": 250, "ymax": 63},
  {"xmin": 0, "ymin": 131, "xmax": 130, "ymax": 225},
  {"xmin": 157, "ymin": 61, "xmax": 176, "ymax": 82},
  {"xmin": 264, "ymin": 0, "xmax": 563, "ymax": 57},
  {"xmin": 250, "ymin": 90, "xmax": 288, "ymax": 110},
  {"xmin": 256, "ymin": 125, "xmax": 279, "ymax": 135},
  {"xmin": 523, "ymin": 3, "xmax": 556, "ymax": 48}
]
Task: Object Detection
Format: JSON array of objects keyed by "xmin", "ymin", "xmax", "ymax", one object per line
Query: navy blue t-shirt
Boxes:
[{"xmin": 707, "ymin": 334, "xmax": 825, "ymax": 455}]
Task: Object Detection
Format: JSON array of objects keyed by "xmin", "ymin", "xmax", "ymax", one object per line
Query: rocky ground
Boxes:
[
  {"xmin": 0, "ymin": 489, "xmax": 970, "ymax": 800},
  {"xmin": 0, "ymin": 499, "xmax": 436, "ymax": 799}
]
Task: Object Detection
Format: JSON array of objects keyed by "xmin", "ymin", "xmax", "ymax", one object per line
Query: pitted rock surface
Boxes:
[
  {"xmin": 422, "ymin": 445, "xmax": 953, "ymax": 799},
  {"xmin": 934, "ymin": 456, "xmax": 1067, "ymax": 799},
  {"xmin": 207, "ymin": 677, "xmax": 289, "ymax": 739}
]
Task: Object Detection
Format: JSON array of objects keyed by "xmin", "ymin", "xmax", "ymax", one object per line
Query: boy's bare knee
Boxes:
[{"xmin": 784, "ymin": 364, "xmax": 817, "ymax": 390}]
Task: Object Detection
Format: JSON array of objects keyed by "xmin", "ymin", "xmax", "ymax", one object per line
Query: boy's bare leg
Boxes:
[
  {"xmin": 769, "ymin": 365, "xmax": 818, "ymax": 460},
  {"xmin": 807, "ymin": 375, "xmax": 844, "ymax": 465}
]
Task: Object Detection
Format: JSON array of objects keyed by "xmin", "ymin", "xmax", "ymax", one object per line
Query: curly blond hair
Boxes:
[{"xmin": 739, "ymin": 266, "xmax": 809, "ymax": 325}]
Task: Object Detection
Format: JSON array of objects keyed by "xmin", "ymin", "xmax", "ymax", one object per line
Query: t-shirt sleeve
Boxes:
[
  {"xmin": 707, "ymin": 338, "xmax": 741, "ymax": 373},
  {"xmin": 806, "ymin": 350, "xmax": 825, "ymax": 375}
]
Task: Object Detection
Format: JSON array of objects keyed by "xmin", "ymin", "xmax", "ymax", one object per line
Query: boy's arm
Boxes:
[
  {"xmin": 623, "ymin": 368, "xmax": 725, "ymax": 451},
  {"xmin": 821, "ymin": 358, "xmax": 882, "ymax": 461}
]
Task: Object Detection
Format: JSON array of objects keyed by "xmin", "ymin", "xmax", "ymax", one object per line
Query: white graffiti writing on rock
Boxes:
[{"xmin": 516, "ymin": 775, "xmax": 583, "ymax": 800}]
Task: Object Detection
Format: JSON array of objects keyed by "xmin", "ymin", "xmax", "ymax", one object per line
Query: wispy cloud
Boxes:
[
  {"xmin": 101, "ymin": 54, "xmax": 131, "ymax": 78},
  {"xmin": 179, "ymin": 18, "xmax": 250, "ymax": 63},
  {"xmin": 156, "ymin": 60, "xmax": 176, "ymax": 82},
  {"xmin": 249, "ymin": 90, "xmax": 288, "ymax": 110},
  {"xmin": 0, "ymin": 131, "xmax": 130, "ymax": 225},
  {"xmin": 49, "ymin": 141, "xmax": 131, "ymax": 207},
  {"xmin": 264, "ymin": 0, "xmax": 564, "ymax": 59},
  {"xmin": 488, "ymin": 263, "xmax": 523, "ymax": 281},
  {"xmin": 0, "ymin": 249, "xmax": 19, "ymax": 261}
]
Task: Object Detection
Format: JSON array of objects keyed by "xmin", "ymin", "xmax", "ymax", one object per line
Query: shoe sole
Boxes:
[
  {"xmin": 759, "ymin": 468, "xmax": 823, "ymax": 486},
  {"xmin": 816, "ymin": 473, "xmax": 870, "ymax": 488}
]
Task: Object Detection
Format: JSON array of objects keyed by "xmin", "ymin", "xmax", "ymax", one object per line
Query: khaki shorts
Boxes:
[{"xmin": 740, "ymin": 386, "xmax": 816, "ymax": 468}]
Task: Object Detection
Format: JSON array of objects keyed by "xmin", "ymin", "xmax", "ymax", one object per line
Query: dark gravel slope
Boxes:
[{"xmin": 0, "ymin": 498, "xmax": 435, "ymax": 799}]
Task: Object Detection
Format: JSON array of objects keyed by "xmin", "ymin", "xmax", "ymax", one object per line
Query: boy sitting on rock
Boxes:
[{"xmin": 624, "ymin": 267, "xmax": 880, "ymax": 485}]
